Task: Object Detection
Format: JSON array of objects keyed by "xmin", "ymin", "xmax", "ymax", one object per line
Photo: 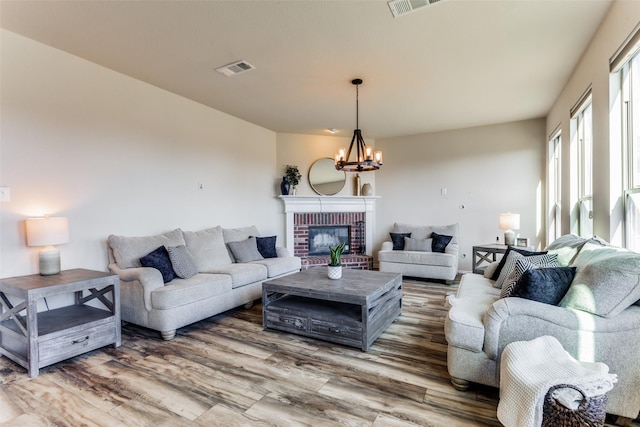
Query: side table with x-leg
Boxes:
[{"xmin": 472, "ymin": 244, "xmax": 509, "ymax": 274}]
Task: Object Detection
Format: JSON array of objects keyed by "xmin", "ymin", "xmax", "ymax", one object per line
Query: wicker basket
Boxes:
[{"xmin": 541, "ymin": 384, "xmax": 607, "ymax": 427}]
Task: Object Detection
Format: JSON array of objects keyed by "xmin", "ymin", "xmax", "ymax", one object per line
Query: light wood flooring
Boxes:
[{"xmin": 0, "ymin": 279, "xmax": 637, "ymax": 426}]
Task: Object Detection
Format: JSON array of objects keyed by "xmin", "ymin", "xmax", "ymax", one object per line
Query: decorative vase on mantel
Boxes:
[
  {"xmin": 280, "ymin": 177, "xmax": 290, "ymax": 195},
  {"xmin": 290, "ymin": 186, "xmax": 297, "ymax": 196}
]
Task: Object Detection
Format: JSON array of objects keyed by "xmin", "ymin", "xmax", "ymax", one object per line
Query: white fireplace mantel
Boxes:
[{"xmin": 278, "ymin": 195, "xmax": 379, "ymax": 256}]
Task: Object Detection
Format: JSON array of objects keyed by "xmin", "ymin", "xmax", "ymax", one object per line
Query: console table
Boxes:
[{"xmin": 0, "ymin": 268, "xmax": 121, "ymax": 377}]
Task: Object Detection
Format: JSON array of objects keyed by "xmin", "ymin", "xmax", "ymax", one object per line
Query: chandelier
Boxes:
[{"xmin": 334, "ymin": 79, "xmax": 383, "ymax": 172}]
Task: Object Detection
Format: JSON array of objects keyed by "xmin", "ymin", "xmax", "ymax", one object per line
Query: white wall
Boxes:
[
  {"xmin": 546, "ymin": 0, "xmax": 640, "ymax": 246},
  {"xmin": 0, "ymin": 30, "xmax": 282, "ymax": 278},
  {"xmin": 375, "ymin": 119, "xmax": 546, "ymax": 272}
]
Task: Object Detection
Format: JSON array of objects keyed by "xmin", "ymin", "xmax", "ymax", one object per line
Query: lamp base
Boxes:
[
  {"xmin": 39, "ymin": 247, "xmax": 61, "ymax": 276},
  {"xmin": 504, "ymin": 230, "xmax": 516, "ymax": 246}
]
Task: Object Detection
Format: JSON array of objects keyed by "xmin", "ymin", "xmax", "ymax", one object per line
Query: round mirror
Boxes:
[{"xmin": 309, "ymin": 157, "xmax": 346, "ymax": 196}]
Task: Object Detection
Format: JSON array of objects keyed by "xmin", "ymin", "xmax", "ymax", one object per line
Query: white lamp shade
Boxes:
[
  {"xmin": 498, "ymin": 213, "xmax": 520, "ymax": 231},
  {"xmin": 26, "ymin": 217, "xmax": 69, "ymax": 247}
]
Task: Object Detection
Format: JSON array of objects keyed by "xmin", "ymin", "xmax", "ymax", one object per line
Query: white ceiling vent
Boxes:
[
  {"xmin": 388, "ymin": 0, "xmax": 441, "ymax": 18},
  {"xmin": 216, "ymin": 60, "xmax": 255, "ymax": 77}
]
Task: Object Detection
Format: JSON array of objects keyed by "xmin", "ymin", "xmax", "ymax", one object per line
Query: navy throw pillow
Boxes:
[
  {"xmin": 256, "ymin": 235, "xmax": 278, "ymax": 258},
  {"xmin": 390, "ymin": 232, "xmax": 411, "ymax": 250},
  {"xmin": 431, "ymin": 232, "xmax": 453, "ymax": 253},
  {"xmin": 140, "ymin": 246, "xmax": 176, "ymax": 283},
  {"xmin": 490, "ymin": 246, "xmax": 548, "ymax": 281},
  {"xmin": 511, "ymin": 266, "xmax": 576, "ymax": 305}
]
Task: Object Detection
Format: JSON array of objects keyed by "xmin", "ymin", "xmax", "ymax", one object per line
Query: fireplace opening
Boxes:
[{"xmin": 308, "ymin": 226, "xmax": 351, "ymax": 256}]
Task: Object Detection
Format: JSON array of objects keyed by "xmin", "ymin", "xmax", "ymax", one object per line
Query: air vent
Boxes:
[
  {"xmin": 388, "ymin": 0, "xmax": 441, "ymax": 18},
  {"xmin": 216, "ymin": 60, "xmax": 255, "ymax": 77}
]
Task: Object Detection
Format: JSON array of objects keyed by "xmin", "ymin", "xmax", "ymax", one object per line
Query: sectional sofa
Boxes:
[
  {"xmin": 107, "ymin": 225, "xmax": 301, "ymax": 340},
  {"xmin": 444, "ymin": 234, "xmax": 640, "ymax": 420}
]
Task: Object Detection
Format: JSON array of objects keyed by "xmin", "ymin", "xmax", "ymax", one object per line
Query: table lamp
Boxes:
[
  {"xmin": 26, "ymin": 216, "xmax": 69, "ymax": 275},
  {"xmin": 499, "ymin": 213, "xmax": 520, "ymax": 246}
]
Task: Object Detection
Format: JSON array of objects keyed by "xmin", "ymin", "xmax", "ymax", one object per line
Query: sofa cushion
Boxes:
[
  {"xmin": 140, "ymin": 246, "xmax": 176, "ymax": 283},
  {"xmin": 108, "ymin": 229, "xmax": 185, "ymax": 269},
  {"xmin": 222, "ymin": 225, "xmax": 261, "ymax": 243},
  {"xmin": 490, "ymin": 246, "xmax": 547, "ymax": 281},
  {"xmin": 166, "ymin": 245, "xmax": 197, "ymax": 279},
  {"xmin": 545, "ymin": 234, "xmax": 591, "ymax": 266},
  {"xmin": 431, "ymin": 232, "xmax": 453, "ymax": 253},
  {"xmin": 560, "ymin": 244, "xmax": 640, "ymax": 318},
  {"xmin": 205, "ymin": 263, "xmax": 267, "ymax": 288},
  {"xmin": 499, "ymin": 255, "xmax": 560, "ymax": 298},
  {"xmin": 510, "ymin": 266, "xmax": 576, "ymax": 305},
  {"xmin": 228, "ymin": 237, "xmax": 264, "ymax": 263},
  {"xmin": 390, "ymin": 232, "xmax": 411, "ymax": 250},
  {"xmin": 252, "ymin": 256, "xmax": 302, "ymax": 278},
  {"xmin": 394, "ymin": 222, "xmax": 459, "ymax": 244},
  {"xmin": 256, "ymin": 236, "xmax": 278, "ymax": 258},
  {"xmin": 150, "ymin": 273, "xmax": 232, "ymax": 310},
  {"xmin": 445, "ymin": 274, "xmax": 501, "ymax": 352},
  {"xmin": 484, "ymin": 261, "xmax": 500, "ymax": 279},
  {"xmin": 183, "ymin": 227, "xmax": 232, "ymax": 271},
  {"xmin": 404, "ymin": 237, "xmax": 431, "ymax": 252},
  {"xmin": 378, "ymin": 249, "xmax": 457, "ymax": 267}
]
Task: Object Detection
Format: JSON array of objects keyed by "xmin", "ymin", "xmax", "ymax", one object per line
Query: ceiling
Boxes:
[{"xmin": 0, "ymin": 0, "xmax": 613, "ymax": 139}]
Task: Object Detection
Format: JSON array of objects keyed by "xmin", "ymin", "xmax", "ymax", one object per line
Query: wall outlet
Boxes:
[{"xmin": 0, "ymin": 186, "xmax": 10, "ymax": 202}]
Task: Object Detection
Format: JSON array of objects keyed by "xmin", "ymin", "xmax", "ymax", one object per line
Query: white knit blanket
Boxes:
[{"xmin": 497, "ymin": 336, "xmax": 617, "ymax": 427}]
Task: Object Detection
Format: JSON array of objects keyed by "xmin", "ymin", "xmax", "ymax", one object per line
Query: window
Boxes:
[
  {"xmin": 622, "ymin": 52, "xmax": 640, "ymax": 251},
  {"xmin": 613, "ymin": 23, "xmax": 640, "ymax": 251},
  {"xmin": 548, "ymin": 131, "xmax": 562, "ymax": 243},
  {"xmin": 571, "ymin": 92, "xmax": 593, "ymax": 238}
]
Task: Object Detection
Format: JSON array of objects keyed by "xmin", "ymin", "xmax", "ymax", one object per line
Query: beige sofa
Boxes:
[
  {"xmin": 378, "ymin": 223, "xmax": 459, "ymax": 282},
  {"xmin": 107, "ymin": 225, "xmax": 301, "ymax": 340},
  {"xmin": 444, "ymin": 234, "xmax": 640, "ymax": 420}
]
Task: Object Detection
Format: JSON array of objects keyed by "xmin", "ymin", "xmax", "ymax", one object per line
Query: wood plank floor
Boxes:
[{"xmin": 0, "ymin": 279, "xmax": 637, "ymax": 426}]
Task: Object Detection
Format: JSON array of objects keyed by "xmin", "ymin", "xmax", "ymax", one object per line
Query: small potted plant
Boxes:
[
  {"xmin": 328, "ymin": 242, "xmax": 345, "ymax": 280},
  {"xmin": 285, "ymin": 165, "xmax": 301, "ymax": 195}
]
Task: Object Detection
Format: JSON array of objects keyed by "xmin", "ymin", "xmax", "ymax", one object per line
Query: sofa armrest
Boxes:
[
  {"xmin": 380, "ymin": 241, "xmax": 393, "ymax": 252},
  {"xmin": 445, "ymin": 243, "xmax": 459, "ymax": 256},
  {"xmin": 108, "ymin": 263, "xmax": 164, "ymax": 311},
  {"xmin": 483, "ymin": 297, "xmax": 640, "ymax": 360},
  {"xmin": 276, "ymin": 246, "xmax": 292, "ymax": 258}
]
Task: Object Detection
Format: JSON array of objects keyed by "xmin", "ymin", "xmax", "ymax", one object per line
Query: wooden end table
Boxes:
[
  {"xmin": 472, "ymin": 244, "xmax": 509, "ymax": 274},
  {"xmin": 0, "ymin": 268, "xmax": 121, "ymax": 377}
]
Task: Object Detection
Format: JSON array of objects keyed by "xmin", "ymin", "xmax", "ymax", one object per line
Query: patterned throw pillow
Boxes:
[
  {"xmin": 490, "ymin": 247, "xmax": 548, "ymax": 281},
  {"xmin": 494, "ymin": 251, "xmax": 556, "ymax": 289},
  {"xmin": 390, "ymin": 232, "xmax": 411, "ymax": 250},
  {"xmin": 140, "ymin": 246, "xmax": 176, "ymax": 283},
  {"xmin": 500, "ymin": 254, "xmax": 560, "ymax": 298},
  {"xmin": 166, "ymin": 245, "xmax": 198, "ymax": 279}
]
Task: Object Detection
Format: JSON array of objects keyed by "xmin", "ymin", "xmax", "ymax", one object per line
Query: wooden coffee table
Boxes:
[{"xmin": 262, "ymin": 268, "xmax": 402, "ymax": 351}]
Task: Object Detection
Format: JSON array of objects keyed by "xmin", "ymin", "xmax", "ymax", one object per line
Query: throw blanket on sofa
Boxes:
[{"xmin": 497, "ymin": 335, "xmax": 617, "ymax": 427}]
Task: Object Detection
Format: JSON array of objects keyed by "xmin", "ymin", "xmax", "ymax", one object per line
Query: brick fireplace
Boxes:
[{"xmin": 279, "ymin": 196, "xmax": 378, "ymax": 270}]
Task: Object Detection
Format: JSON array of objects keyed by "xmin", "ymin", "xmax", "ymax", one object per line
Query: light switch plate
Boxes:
[{"xmin": 0, "ymin": 186, "xmax": 10, "ymax": 202}]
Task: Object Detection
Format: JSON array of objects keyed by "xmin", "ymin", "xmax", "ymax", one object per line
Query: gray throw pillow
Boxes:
[
  {"xmin": 227, "ymin": 237, "xmax": 264, "ymax": 263},
  {"xmin": 166, "ymin": 245, "xmax": 198, "ymax": 279},
  {"xmin": 500, "ymin": 255, "xmax": 560, "ymax": 298},
  {"xmin": 404, "ymin": 237, "xmax": 432, "ymax": 252},
  {"xmin": 559, "ymin": 249, "xmax": 640, "ymax": 317}
]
